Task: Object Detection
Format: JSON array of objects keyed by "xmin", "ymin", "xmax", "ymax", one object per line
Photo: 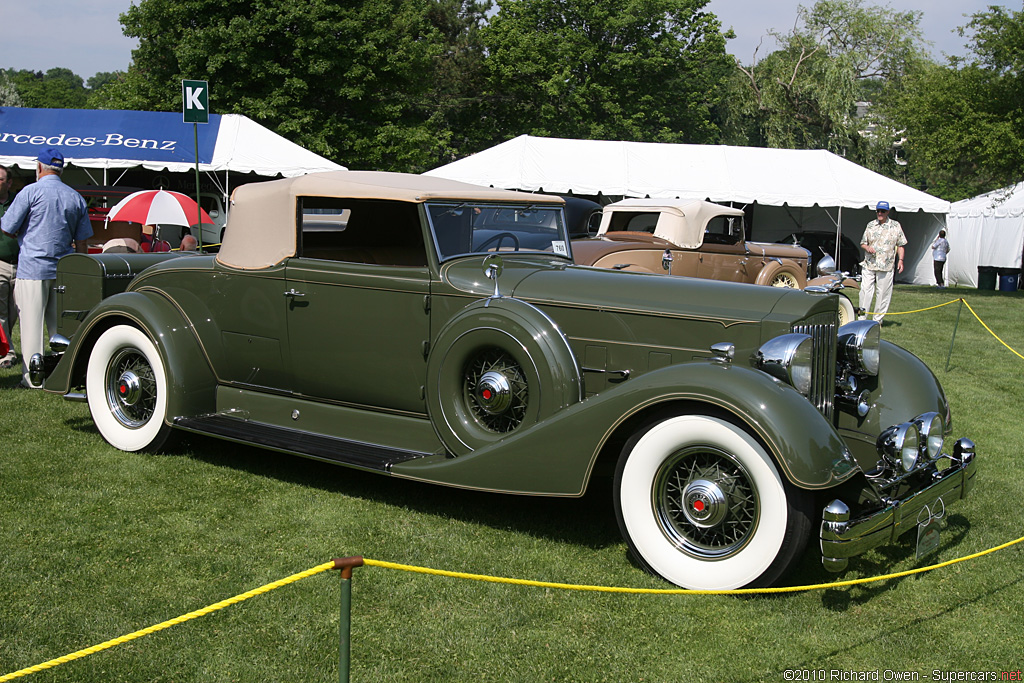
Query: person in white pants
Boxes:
[{"xmin": 859, "ymin": 201, "xmax": 907, "ymax": 323}]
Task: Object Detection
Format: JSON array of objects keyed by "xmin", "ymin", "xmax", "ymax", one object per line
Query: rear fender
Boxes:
[
  {"xmin": 44, "ymin": 290, "xmax": 217, "ymax": 420},
  {"xmin": 393, "ymin": 361, "xmax": 854, "ymax": 496}
]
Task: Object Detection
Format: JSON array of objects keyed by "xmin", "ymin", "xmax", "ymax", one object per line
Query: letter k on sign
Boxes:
[{"xmin": 182, "ymin": 80, "xmax": 209, "ymax": 123}]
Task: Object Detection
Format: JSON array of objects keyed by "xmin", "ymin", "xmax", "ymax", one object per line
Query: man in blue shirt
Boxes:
[{"xmin": 0, "ymin": 148, "xmax": 92, "ymax": 388}]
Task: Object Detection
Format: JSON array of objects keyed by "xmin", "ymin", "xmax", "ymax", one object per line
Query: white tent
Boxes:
[
  {"xmin": 946, "ymin": 184, "xmax": 1024, "ymax": 288},
  {"xmin": 426, "ymin": 135, "xmax": 950, "ymax": 283}
]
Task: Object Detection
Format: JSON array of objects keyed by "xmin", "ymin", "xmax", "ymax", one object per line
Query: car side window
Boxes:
[
  {"xmin": 703, "ymin": 215, "xmax": 741, "ymax": 245},
  {"xmin": 297, "ymin": 197, "xmax": 427, "ymax": 267},
  {"xmin": 607, "ymin": 211, "xmax": 658, "ymax": 233}
]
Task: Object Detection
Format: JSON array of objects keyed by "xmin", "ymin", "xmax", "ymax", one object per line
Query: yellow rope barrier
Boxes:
[
  {"xmin": 961, "ymin": 299, "xmax": 1024, "ymax": 360},
  {"xmin": 5, "ymin": 531, "xmax": 1024, "ymax": 681},
  {"xmin": 862, "ymin": 296, "xmax": 1023, "ymax": 359},
  {"xmin": 870, "ymin": 298, "xmax": 963, "ymax": 316},
  {"xmin": 0, "ymin": 561, "xmax": 337, "ymax": 682},
  {"xmin": 365, "ymin": 532, "xmax": 1024, "ymax": 595}
]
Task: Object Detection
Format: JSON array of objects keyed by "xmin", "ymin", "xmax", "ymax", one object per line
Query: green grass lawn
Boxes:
[{"xmin": 1, "ymin": 284, "xmax": 1022, "ymax": 682}]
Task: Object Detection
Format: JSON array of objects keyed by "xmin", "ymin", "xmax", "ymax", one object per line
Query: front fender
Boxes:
[
  {"xmin": 392, "ymin": 361, "xmax": 854, "ymax": 496},
  {"xmin": 43, "ymin": 290, "xmax": 217, "ymax": 420}
]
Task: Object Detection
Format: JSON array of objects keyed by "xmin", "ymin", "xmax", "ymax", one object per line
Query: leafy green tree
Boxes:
[
  {"xmin": 480, "ymin": 0, "xmax": 733, "ymax": 145},
  {"xmin": 95, "ymin": 0, "xmax": 474, "ymax": 172},
  {"xmin": 0, "ymin": 71, "xmax": 23, "ymax": 107},
  {"xmin": 732, "ymin": 0, "xmax": 927, "ymax": 165},
  {"xmin": 890, "ymin": 6, "xmax": 1024, "ymax": 200},
  {"xmin": 4, "ymin": 68, "xmax": 90, "ymax": 109}
]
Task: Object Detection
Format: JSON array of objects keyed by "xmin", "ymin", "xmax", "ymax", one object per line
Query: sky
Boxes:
[{"xmin": 0, "ymin": 0, "xmax": 1014, "ymax": 81}]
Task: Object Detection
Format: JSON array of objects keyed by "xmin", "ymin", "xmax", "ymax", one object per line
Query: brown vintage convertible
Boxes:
[{"xmin": 572, "ymin": 198, "xmax": 810, "ymax": 288}]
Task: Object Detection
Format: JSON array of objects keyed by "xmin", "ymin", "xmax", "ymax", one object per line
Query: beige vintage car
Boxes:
[{"xmin": 572, "ymin": 198, "xmax": 810, "ymax": 289}]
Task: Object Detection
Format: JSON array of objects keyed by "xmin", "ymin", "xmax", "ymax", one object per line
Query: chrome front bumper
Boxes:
[{"xmin": 820, "ymin": 438, "xmax": 977, "ymax": 572}]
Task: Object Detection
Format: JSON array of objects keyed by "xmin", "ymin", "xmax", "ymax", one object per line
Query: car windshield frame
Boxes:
[{"xmin": 425, "ymin": 201, "xmax": 572, "ymax": 263}]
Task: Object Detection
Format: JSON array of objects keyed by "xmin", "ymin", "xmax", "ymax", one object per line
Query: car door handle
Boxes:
[{"xmin": 284, "ymin": 289, "xmax": 306, "ymax": 298}]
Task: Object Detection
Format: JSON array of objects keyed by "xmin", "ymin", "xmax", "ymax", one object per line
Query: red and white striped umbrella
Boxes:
[{"xmin": 106, "ymin": 189, "xmax": 214, "ymax": 228}]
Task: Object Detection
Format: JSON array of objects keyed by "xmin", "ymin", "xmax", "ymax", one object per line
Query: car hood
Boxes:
[{"xmin": 510, "ymin": 261, "xmax": 809, "ymax": 324}]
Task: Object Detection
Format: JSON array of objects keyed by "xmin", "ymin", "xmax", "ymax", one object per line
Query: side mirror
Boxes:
[{"xmin": 483, "ymin": 254, "xmax": 504, "ymax": 298}]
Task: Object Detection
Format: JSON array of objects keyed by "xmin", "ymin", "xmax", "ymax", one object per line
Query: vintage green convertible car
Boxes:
[{"xmin": 34, "ymin": 171, "xmax": 976, "ymax": 590}]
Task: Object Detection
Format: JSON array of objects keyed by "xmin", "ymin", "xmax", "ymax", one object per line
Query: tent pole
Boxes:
[{"xmin": 837, "ymin": 207, "xmax": 842, "ymax": 272}]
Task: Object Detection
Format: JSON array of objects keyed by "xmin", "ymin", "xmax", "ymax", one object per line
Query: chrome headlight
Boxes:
[
  {"xmin": 837, "ymin": 320, "xmax": 880, "ymax": 376},
  {"xmin": 756, "ymin": 333, "xmax": 814, "ymax": 395},
  {"xmin": 878, "ymin": 422, "xmax": 920, "ymax": 472},
  {"xmin": 915, "ymin": 411, "xmax": 945, "ymax": 460}
]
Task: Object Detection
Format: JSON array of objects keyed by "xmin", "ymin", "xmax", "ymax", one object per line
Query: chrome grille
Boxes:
[{"xmin": 793, "ymin": 311, "xmax": 838, "ymax": 419}]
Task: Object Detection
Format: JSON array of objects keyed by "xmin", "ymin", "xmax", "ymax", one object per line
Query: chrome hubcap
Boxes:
[
  {"xmin": 116, "ymin": 370, "xmax": 143, "ymax": 408},
  {"xmin": 681, "ymin": 479, "xmax": 728, "ymax": 528},
  {"xmin": 474, "ymin": 370, "xmax": 513, "ymax": 415}
]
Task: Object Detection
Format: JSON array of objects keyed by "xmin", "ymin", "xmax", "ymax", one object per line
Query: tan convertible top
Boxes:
[
  {"xmin": 597, "ymin": 198, "xmax": 744, "ymax": 250},
  {"xmin": 217, "ymin": 171, "xmax": 564, "ymax": 270}
]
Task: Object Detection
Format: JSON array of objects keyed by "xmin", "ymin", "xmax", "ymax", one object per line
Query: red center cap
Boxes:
[
  {"xmin": 693, "ymin": 499, "xmax": 706, "ymax": 512},
  {"xmin": 119, "ymin": 382, "xmax": 127, "ymax": 395},
  {"xmin": 482, "ymin": 389, "xmax": 493, "ymax": 400}
]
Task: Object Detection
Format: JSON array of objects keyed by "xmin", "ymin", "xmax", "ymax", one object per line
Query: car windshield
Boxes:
[{"xmin": 426, "ymin": 202, "xmax": 571, "ymax": 262}]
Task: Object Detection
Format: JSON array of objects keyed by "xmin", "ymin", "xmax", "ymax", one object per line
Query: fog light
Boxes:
[
  {"xmin": 878, "ymin": 421, "xmax": 920, "ymax": 473},
  {"xmin": 915, "ymin": 412, "xmax": 944, "ymax": 460}
]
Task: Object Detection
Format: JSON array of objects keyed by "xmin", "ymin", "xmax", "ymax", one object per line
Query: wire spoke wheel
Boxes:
[
  {"xmin": 104, "ymin": 347, "xmax": 158, "ymax": 429},
  {"xmin": 464, "ymin": 348, "xmax": 528, "ymax": 433},
  {"xmin": 655, "ymin": 447, "xmax": 758, "ymax": 559},
  {"xmin": 87, "ymin": 325, "xmax": 173, "ymax": 453},
  {"xmin": 614, "ymin": 415, "xmax": 812, "ymax": 590},
  {"xmin": 770, "ymin": 271, "xmax": 800, "ymax": 288}
]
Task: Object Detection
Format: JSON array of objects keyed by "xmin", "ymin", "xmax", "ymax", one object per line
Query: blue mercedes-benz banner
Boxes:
[{"xmin": 0, "ymin": 107, "xmax": 222, "ymax": 164}]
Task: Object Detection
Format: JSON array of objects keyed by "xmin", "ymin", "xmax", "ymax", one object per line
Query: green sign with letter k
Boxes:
[{"xmin": 182, "ymin": 80, "xmax": 209, "ymax": 124}]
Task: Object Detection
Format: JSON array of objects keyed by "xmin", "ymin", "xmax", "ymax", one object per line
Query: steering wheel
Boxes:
[{"xmin": 476, "ymin": 231, "xmax": 520, "ymax": 252}]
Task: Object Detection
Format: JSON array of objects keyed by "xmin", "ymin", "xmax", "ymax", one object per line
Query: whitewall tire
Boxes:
[
  {"xmin": 614, "ymin": 415, "xmax": 811, "ymax": 590},
  {"xmin": 86, "ymin": 325, "xmax": 172, "ymax": 452}
]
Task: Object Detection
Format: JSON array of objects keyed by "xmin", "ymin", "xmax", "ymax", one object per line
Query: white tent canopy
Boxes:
[
  {"xmin": 426, "ymin": 135, "xmax": 950, "ymax": 283},
  {"xmin": 945, "ymin": 184, "xmax": 1024, "ymax": 288},
  {"xmin": 426, "ymin": 135, "xmax": 949, "ymax": 212}
]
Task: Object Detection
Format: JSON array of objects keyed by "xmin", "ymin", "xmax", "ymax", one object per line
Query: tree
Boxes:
[
  {"xmin": 480, "ymin": 0, "xmax": 734, "ymax": 145},
  {"xmin": 4, "ymin": 68, "xmax": 90, "ymax": 109},
  {"xmin": 889, "ymin": 5, "xmax": 1024, "ymax": 200},
  {"xmin": 0, "ymin": 71, "xmax": 23, "ymax": 107},
  {"xmin": 95, "ymin": 0, "xmax": 471, "ymax": 172},
  {"xmin": 732, "ymin": 0, "xmax": 928, "ymax": 165}
]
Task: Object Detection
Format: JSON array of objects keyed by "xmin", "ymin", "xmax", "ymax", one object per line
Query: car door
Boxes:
[
  {"xmin": 284, "ymin": 199, "xmax": 431, "ymax": 414},
  {"xmin": 694, "ymin": 214, "xmax": 749, "ymax": 283},
  {"xmin": 207, "ymin": 263, "xmax": 295, "ymax": 391}
]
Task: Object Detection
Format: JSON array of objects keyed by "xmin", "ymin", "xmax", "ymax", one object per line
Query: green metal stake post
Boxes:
[
  {"xmin": 194, "ymin": 122, "xmax": 203, "ymax": 251},
  {"xmin": 332, "ymin": 557, "xmax": 364, "ymax": 683},
  {"xmin": 945, "ymin": 298, "xmax": 965, "ymax": 372}
]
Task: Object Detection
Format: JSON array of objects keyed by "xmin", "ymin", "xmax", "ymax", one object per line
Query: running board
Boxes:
[{"xmin": 173, "ymin": 414, "xmax": 432, "ymax": 472}]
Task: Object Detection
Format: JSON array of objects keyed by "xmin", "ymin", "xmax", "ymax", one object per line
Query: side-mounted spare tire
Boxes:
[{"xmin": 426, "ymin": 297, "xmax": 583, "ymax": 456}]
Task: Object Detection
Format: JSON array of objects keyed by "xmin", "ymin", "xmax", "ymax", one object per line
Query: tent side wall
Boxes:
[
  {"xmin": 946, "ymin": 212, "xmax": 1024, "ymax": 288},
  {"xmin": 747, "ymin": 204, "xmax": 946, "ymax": 284}
]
